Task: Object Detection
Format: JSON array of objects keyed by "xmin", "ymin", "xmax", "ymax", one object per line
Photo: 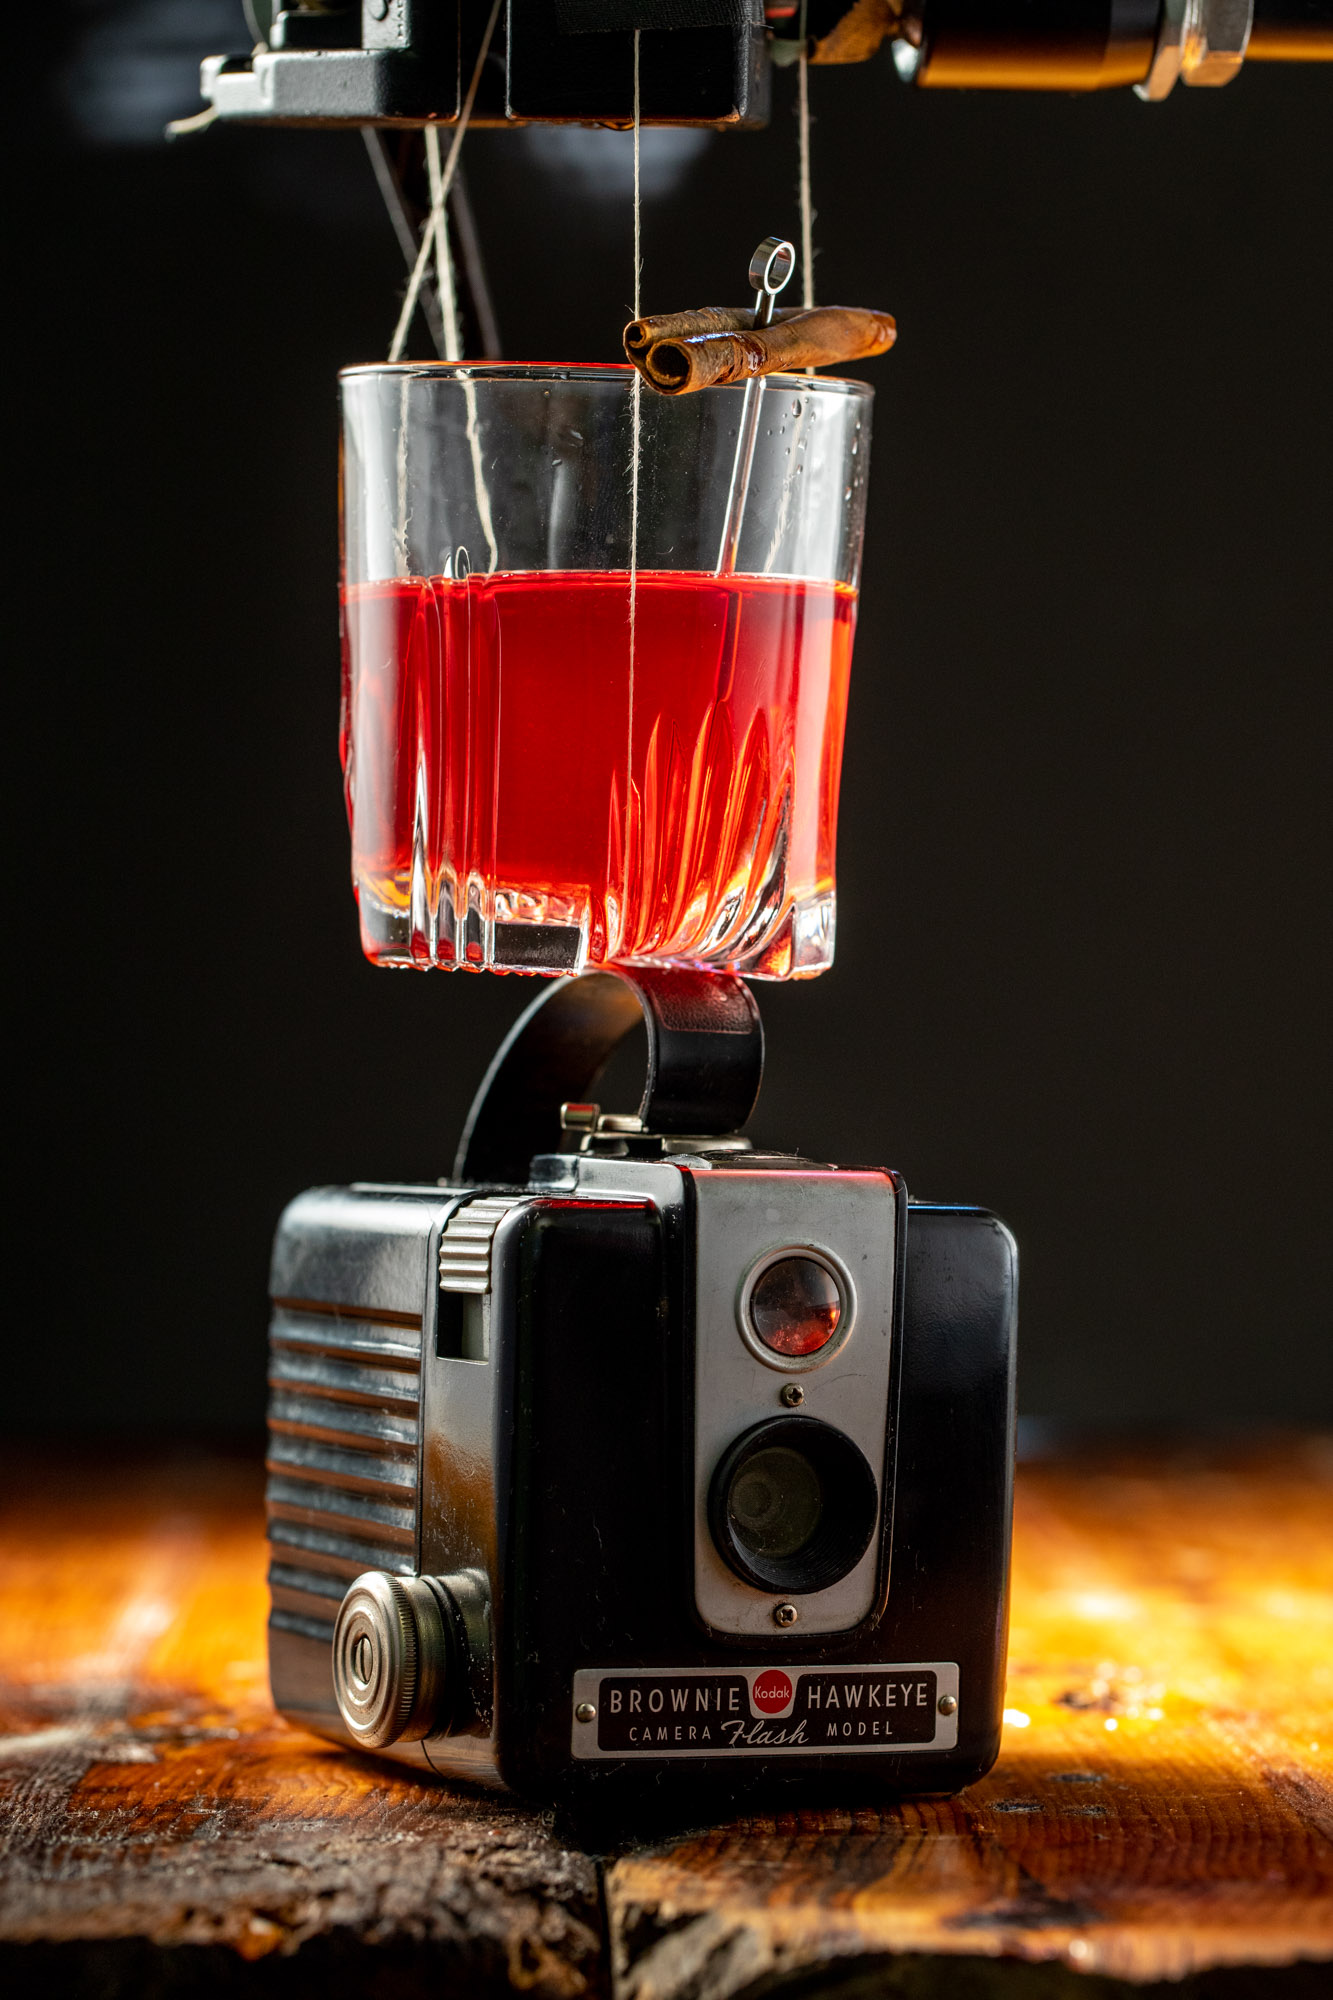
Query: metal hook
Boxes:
[
  {"xmin": 749, "ymin": 236, "xmax": 796, "ymax": 330},
  {"xmin": 715, "ymin": 236, "xmax": 796, "ymax": 574}
]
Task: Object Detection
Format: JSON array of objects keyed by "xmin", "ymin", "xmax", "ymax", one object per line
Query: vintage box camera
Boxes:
[{"xmin": 266, "ymin": 970, "xmax": 1017, "ymax": 1808}]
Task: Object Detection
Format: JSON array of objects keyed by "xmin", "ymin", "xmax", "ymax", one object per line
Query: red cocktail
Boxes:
[
  {"xmin": 340, "ymin": 364, "xmax": 872, "ymax": 974},
  {"xmin": 342, "ymin": 569, "xmax": 855, "ymax": 975}
]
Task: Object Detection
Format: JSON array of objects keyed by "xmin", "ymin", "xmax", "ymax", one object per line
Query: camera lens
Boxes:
[
  {"xmin": 709, "ymin": 1417, "xmax": 878, "ymax": 1595},
  {"xmin": 747, "ymin": 1254, "xmax": 843, "ymax": 1359},
  {"xmin": 726, "ymin": 1445, "xmax": 823, "ymax": 1559}
]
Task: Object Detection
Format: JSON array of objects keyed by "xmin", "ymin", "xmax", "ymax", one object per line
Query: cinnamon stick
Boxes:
[
  {"xmin": 623, "ymin": 305, "xmax": 769, "ymax": 354},
  {"xmin": 623, "ymin": 305, "xmax": 896, "ymax": 396}
]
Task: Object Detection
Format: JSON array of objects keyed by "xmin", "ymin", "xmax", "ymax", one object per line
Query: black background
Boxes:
[{"xmin": 6, "ymin": 5, "xmax": 1330, "ymax": 1437}]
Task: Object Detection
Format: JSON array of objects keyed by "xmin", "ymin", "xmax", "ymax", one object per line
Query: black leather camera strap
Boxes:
[{"xmin": 454, "ymin": 968, "xmax": 764, "ymax": 1184}]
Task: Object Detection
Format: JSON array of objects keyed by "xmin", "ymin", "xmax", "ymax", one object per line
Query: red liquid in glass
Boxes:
[{"xmin": 340, "ymin": 570, "xmax": 856, "ymax": 974}]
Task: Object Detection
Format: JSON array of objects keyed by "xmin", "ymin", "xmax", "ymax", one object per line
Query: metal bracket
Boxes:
[
  {"xmin": 454, "ymin": 968, "xmax": 764, "ymax": 1184},
  {"xmin": 1136, "ymin": 0, "xmax": 1254, "ymax": 99}
]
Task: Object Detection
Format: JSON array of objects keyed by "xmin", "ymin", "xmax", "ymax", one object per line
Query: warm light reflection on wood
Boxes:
[{"xmin": 2, "ymin": 1438, "xmax": 1330, "ymax": 1992}]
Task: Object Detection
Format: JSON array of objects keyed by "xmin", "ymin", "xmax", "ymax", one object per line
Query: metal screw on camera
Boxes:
[
  {"xmin": 773, "ymin": 1602, "xmax": 799, "ymax": 1627},
  {"xmin": 780, "ymin": 1382, "xmax": 804, "ymax": 1407},
  {"xmin": 938, "ymin": 1693, "xmax": 958, "ymax": 1716},
  {"xmin": 575, "ymin": 1701, "xmax": 596, "ymax": 1723}
]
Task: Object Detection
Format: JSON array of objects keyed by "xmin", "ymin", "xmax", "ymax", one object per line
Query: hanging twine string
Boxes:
[
  {"xmin": 798, "ymin": 0, "xmax": 815, "ymax": 309},
  {"xmin": 627, "ymin": 29, "xmax": 643, "ymax": 863},
  {"xmin": 389, "ymin": 0, "xmax": 501, "ymax": 363},
  {"xmin": 632, "ymin": 35, "xmax": 642, "ymax": 327},
  {"xmin": 424, "ymin": 125, "xmax": 462, "ymax": 361}
]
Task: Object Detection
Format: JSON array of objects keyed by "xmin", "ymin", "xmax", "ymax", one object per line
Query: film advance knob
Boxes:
[{"xmin": 332, "ymin": 1572, "xmax": 450, "ymax": 1749}]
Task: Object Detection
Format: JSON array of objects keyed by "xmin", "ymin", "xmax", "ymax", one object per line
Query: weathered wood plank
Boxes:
[
  {"xmin": 605, "ymin": 1437, "xmax": 1333, "ymax": 1999},
  {"xmin": 2, "ymin": 1439, "xmax": 1330, "ymax": 1997},
  {"xmin": 0, "ymin": 1450, "xmax": 601, "ymax": 1995}
]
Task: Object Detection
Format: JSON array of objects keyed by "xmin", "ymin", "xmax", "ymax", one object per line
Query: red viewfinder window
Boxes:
[{"xmin": 748, "ymin": 1257, "xmax": 842, "ymax": 1358}]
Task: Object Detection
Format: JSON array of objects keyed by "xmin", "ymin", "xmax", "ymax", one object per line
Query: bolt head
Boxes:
[
  {"xmin": 938, "ymin": 1693, "xmax": 958, "ymax": 1716},
  {"xmin": 575, "ymin": 1701, "xmax": 596, "ymax": 1724},
  {"xmin": 780, "ymin": 1383, "xmax": 804, "ymax": 1407},
  {"xmin": 772, "ymin": 1602, "xmax": 799, "ymax": 1628}
]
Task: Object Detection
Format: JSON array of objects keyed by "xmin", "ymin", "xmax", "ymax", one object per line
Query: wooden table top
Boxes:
[{"xmin": 2, "ymin": 1438, "xmax": 1330, "ymax": 1998}]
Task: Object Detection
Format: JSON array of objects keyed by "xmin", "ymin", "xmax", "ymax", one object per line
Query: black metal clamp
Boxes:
[{"xmin": 455, "ymin": 968, "xmax": 764, "ymax": 1185}]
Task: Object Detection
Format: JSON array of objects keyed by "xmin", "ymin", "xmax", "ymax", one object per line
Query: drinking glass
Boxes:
[{"xmin": 340, "ymin": 361, "xmax": 872, "ymax": 977}]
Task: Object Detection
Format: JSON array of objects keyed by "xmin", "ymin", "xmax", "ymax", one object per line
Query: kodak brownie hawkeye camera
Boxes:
[{"xmin": 266, "ymin": 969, "xmax": 1017, "ymax": 1808}]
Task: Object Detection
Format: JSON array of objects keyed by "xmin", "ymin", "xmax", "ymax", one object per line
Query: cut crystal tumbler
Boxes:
[{"xmin": 340, "ymin": 362, "xmax": 872, "ymax": 976}]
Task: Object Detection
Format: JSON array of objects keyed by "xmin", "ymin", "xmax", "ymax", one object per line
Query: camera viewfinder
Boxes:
[{"xmin": 746, "ymin": 1253, "xmax": 845, "ymax": 1360}]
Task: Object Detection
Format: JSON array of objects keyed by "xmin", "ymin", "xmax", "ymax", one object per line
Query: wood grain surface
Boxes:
[{"xmin": 1, "ymin": 1438, "xmax": 1330, "ymax": 1997}]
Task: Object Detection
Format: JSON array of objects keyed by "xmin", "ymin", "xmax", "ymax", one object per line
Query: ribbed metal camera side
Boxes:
[
  {"xmin": 265, "ymin": 1192, "xmax": 430, "ymax": 1689},
  {"xmin": 265, "ymin": 1184, "xmax": 503, "ymax": 1780}
]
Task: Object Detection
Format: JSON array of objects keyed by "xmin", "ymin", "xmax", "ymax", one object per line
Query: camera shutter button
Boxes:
[{"xmin": 333, "ymin": 1572, "xmax": 448, "ymax": 1749}]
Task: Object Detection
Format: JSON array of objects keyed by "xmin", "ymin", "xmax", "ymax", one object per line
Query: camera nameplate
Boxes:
[{"xmin": 569, "ymin": 1661, "xmax": 958, "ymax": 1759}]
